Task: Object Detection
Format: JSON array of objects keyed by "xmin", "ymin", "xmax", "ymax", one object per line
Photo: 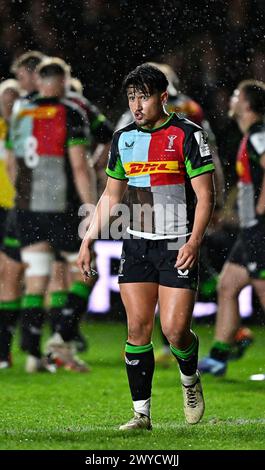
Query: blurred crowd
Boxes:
[{"xmin": 0, "ymin": 1, "xmax": 264, "ymax": 125}]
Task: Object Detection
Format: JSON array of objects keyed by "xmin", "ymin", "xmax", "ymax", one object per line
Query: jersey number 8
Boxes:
[{"xmin": 24, "ymin": 136, "xmax": 40, "ymax": 169}]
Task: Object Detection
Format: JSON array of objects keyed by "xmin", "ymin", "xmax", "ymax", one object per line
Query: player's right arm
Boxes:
[
  {"xmin": 78, "ymin": 130, "xmax": 128, "ymax": 277},
  {"xmin": 77, "ymin": 176, "xmax": 128, "ymax": 276}
]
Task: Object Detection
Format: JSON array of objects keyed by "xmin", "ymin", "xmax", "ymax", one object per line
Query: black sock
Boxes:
[
  {"xmin": 170, "ymin": 333, "xmax": 199, "ymax": 376},
  {"xmin": 125, "ymin": 342, "xmax": 154, "ymax": 401},
  {"xmin": 210, "ymin": 341, "xmax": 231, "ymax": 362},
  {"xmin": 21, "ymin": 306, "xmax": 45, "ymax": 358},
  {"xmin": 58, "ymin": 282, "xmax": 91, "ymax": 342},
  {"xmin": 49, "ymin": 307, "xmax": 62, "ymax": 334},
  {"xmin": 48, "ymin": 291, "xmax": 68, "ymax": 334},
  {"xmin": 0, "ymin": 307, "xmax": 19, "ymax": 361},
  {"xmin": 58, "ymin": 293, "xmax": 87, "ymax": 342}
]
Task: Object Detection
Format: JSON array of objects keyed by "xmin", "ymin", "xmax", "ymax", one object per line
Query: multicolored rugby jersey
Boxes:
[
  {"xmin": 106, "ymin": 113, "xmax": 215, "ymax": 239},
  {"xmin": 67, "ymin": 91, "xmax": 113, "ymax": 144},
  {"xmin": 7, "ymin": 96, "xmax": 89, "ymax": 213},
  {"xmin": 236, "ymin": 121, "xmax": 265, "ymax": 228}
]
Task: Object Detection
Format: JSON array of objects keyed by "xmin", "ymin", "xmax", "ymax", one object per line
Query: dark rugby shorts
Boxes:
[
  {"xmin": 228, "ymin": 221, "xmax": 265, "ymax": 279},
  {"xmin": 15, "ymin": 209, "xmax": 81, "ymax": 253},
  {"xmin": 1, "ymin": 209, "xmax": 22, "ymax": 262},
  {"xmin": 118, "ymin": 237, "xmax": 199, "ymax": 290}
]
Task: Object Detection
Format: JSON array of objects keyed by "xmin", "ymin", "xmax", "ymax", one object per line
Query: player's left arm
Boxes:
[
  {"xmin": 176, "ymin": 127, "xmax": 215, "ymax": 270},
  {"xmin": 68, "ymin": 144, "xmax": 97, "ymax": 206},
  {"xmin": 256, "ymin": 152, "xmax": 265, "ymax": 215},
  {"xmin": 175, "ymin": 173, "xmax": 215, "ymax": 270},
  {"xmin": 67, "ymin": 105, "xmax": 97, "ymax": 205},
  {"xmin": 91, "ymin": 142, "xmax": 111, "ymax": 196}
]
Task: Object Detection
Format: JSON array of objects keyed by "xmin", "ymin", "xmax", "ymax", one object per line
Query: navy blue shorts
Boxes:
[
  {"xmin": 228, "ymin": 222, "xmax": 265, "ymax": 279},
  {"xmin": 118, "ymin": 237, "xmax": 199, "ymax": 290}
]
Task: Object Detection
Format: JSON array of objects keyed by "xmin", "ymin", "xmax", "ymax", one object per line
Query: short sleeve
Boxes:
[
  {"xmin": 85, "ymin": 100, "xmax": 114, "ymax": 143},
  {"xmin": 184, "ymin": 129, "xmax": 215, "ymax": 178},
  {"xmin": 66, "ymin": 106, "xmax": 90, "ymax": 147},
  {"xmin": 249, "ymin": 131, "xmax": 265, "ymax": 157},
  {"xmin": 105, "ymin": 132, "xmax": 127, "ymax": 180}
]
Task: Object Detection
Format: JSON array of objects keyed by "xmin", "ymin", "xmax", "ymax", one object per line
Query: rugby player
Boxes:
[{"xmin": 78, "ymin": 64, "xmax": 215, "ymax": 428}]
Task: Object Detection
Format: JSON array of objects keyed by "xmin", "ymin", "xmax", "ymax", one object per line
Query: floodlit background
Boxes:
[{"xmin": 0, "ymin": 0, "xmax": 265, "ymax": 452}]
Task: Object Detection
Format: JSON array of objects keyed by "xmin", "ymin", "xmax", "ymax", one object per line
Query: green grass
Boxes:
[{"xmin": 0, "ymin": 320, "xmax": 265, "ymax": 450}]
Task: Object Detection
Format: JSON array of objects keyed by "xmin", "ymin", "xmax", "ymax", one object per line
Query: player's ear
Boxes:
[{"xmin": 161, "ymin": 90, "xmax": 168, "ymax": 105}]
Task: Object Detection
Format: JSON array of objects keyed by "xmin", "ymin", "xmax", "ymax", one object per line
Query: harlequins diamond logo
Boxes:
[{"xmin": 118, "ymin": 258, "xmax": 126, "ymax": 275}]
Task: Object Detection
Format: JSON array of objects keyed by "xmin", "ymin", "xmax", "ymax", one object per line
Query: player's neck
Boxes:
[
  {"xmin": 141, "ymin": 111, "xmax": 170, "ymax": 130},
  {"xmin": 239, "ymin": 112, "xmax": 262, "ymax": 134}
]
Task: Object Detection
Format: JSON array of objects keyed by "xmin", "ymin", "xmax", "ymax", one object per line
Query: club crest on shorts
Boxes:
[{"xmin": 118, "ymin": 258, "xmax": 126, "ymax": 276}]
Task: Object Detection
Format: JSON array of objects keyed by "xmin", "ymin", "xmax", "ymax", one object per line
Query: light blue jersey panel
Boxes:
[
  {"xmin": 119, "ymin": 129, "xmax": 151, "ymax": 187},
  {"xmin": 11, "ymin": 103, "xmax": 34, "ymax": 159}
]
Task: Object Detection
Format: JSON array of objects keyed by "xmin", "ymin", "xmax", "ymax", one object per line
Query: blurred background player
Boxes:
[
  {"xmin": 199, "ymin": 80, "xmax": 265, "ymax": 377},
  {"xmin": 0, "ymin": 51, "xmax": 46, "ymax": 368},
  {"xmin": 0, "ymin": 79, "xmax": 19, "ymax": 241},
  {"xmin": 6, "ymin": 57, "xmax": 96, "ymax": 372},
  {"xmin": 46, "ymin": 71, "xmax": 114, "ymax": 353},
  {"xmin": 67, "ymin": 76, "xmax": 114, "ymax": 196},
  {"xmin": 11, "ymin": 50, "xmax": 47, "ymax": 99},
  {"xmin": 0, "ymin": 78, "xmax": 21, "ymax": 368}
]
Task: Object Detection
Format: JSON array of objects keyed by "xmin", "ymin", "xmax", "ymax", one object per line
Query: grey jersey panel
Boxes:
[
  {"xmin": 237, "ymin": 182, "xmax": 257, "ymax": 228},
  {"xmin": 30, "ymin": 156, "xmax": 67, "ymax": 212},
  {"xmin": 152, "ymin": 184, "xmax": 187, "ymax": 236}
]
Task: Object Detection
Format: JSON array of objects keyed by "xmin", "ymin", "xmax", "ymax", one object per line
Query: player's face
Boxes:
[
  {"xmin": 229, "ymin": 88, "xmax": 248, "ymax": 119},
  {"xmin": 127, "ymin": 87, "xmax": 168, "ymax": 128},
  {"xmin": 16, "ymin": 66, "xmax": 35, "ymax": 92},
  {"xmin": 37, "ymin": 76, "xmax": 66, "ymax": 98}
]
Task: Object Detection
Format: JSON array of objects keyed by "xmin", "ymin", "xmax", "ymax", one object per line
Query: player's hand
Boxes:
[
  {"xmin": 175, "ymin": 240, "xmax": 199, "ymax": 270},
  {"xmin": 77, "ymin": 238, "xmax": 93, "ymax": 281}
]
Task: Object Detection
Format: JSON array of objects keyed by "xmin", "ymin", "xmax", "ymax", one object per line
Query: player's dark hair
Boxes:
[
  {"xmin": 36, "ymin": 57, "xmax": 71, "ymax": 79},
  {"xmin": 11, "ymin": 51, "xmax": 45, "ymax": 74},
  {"xmin": 122, "ymin": 63, "xmax": 169, "ymax": 95},
  {"xmin": 239, "ymin": 80, "xmax": 265, "ymax": 115}
]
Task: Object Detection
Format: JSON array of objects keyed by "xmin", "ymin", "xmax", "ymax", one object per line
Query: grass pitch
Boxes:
[{"xmin": 0, "ymin": 320, "xmax": 264, "ymax": 450}]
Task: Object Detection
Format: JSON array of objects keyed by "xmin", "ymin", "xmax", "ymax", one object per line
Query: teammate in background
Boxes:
[
  {"xmin": 46, "ymin": 72, "xmax": 114, "ymax": 352},
  {"xmin": 78, "ymin": 64, "xmax": 215, "ymax": 428},
  {"xmin": 11, "ymin": 51, "xmax": 47, "ymax": 99},
  {"xmin": 67, "ymin": 76, "xmax": 114, "ymax": 196},
  {"xmin": 0, "ymin": 79, "xmax": 21, "ymax": 368},
  {"xmin": 0, "ymin": 51, "xmax": 46, "ymax": 366},
  {"xmin": 0, "ymin": 80, "xmax": 19, "ymax": 236},
  {"xmin": 199, "ymin": 80, "xmax": 265, "ymax": 377},
  {"xmin": 7, "ymin": 57, "xmax": 96, "ymax": 372}
]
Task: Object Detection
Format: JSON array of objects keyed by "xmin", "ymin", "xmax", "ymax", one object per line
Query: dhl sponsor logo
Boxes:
[
  {"xmin": 18, "ymin": 106, "xmax": 58, "ymax": 120},
  {"xmin": 124, "ymin": 160, "xmax": 179, "ymax": 176}
]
